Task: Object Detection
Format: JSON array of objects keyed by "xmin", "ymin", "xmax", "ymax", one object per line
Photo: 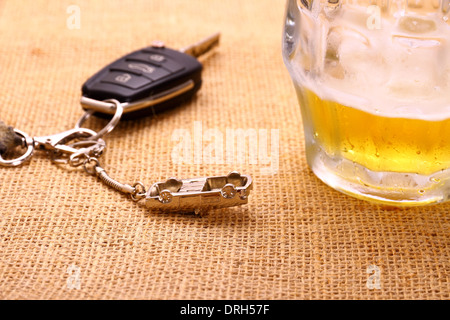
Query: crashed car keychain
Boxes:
[{"xmin": 0, "ymin": 33, "xmax": 252, "ymax": 215}]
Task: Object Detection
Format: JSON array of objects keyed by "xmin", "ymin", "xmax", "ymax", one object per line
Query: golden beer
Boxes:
[
  {"xmin": 283, "ymin": 0, "xmax": 450, "ymax": 205},
  {"xmin": 299, "ymin": 88, "xmax": 450, "ymax": 175}
]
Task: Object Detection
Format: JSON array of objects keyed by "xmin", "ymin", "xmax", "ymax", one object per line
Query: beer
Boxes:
[
  {"xmin": 283, "ymin": 0, "xmax": 450, "ymax": 205},
  {"xmin": 298, "ymin": 88, "xmax": 450, "ymax": 176}
]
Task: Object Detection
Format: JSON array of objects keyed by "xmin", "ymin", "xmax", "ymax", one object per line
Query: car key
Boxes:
[{"xmin": 80, "ymin": 33, "xmax": 220, "ymax": 119}]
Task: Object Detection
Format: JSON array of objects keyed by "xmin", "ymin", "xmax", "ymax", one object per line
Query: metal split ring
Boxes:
[
  {"xmin": 131, "ymin": 182, "xmax": 146, "ymax": 202},
  {"xmin": 75, "ymin": 99, "xmax": 123, "ymax": 141},
  {"xmin": 83, "ymin": 157, "xmax": 100, "ymax": 175},
  {"xmin": 0, "ymin": 129, "xmax": 34, "ymax": 167}
]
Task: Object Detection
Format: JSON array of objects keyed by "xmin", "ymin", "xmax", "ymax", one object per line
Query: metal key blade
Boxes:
[{"xmin": 180, "ymin": 32, "xmax": 220, "ymax": 59}]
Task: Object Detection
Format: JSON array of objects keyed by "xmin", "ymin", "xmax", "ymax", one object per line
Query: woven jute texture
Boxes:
[{"xmin": 0, "ymin": 0, "xmax": 449, "ymax": 300}]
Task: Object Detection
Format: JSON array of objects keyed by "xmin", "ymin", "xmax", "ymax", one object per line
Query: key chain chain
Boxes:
[{"xmin": 0, "ymin": 33, "xmax": 253, "ymax": 214}]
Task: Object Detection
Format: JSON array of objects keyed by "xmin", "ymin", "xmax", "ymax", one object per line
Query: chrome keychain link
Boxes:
[
  {"xmin": 82, "ymin": 156, "xmax": 147, "ymax": 203},
  {"xmin": 0, "ymin": 100, "xmax": 122, "ymax": 168}
]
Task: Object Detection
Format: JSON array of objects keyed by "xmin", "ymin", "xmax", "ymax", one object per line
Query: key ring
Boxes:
[
  {"xmin": 0, "ymin": 127, "xmax": 104, "ymax": 167},
  {"xmin": 0, "ymin": 99, "xmax": 123, "ymax": 167},
  {"xmin": 0, "ymin": 128, "xmax": 34, "ymax": 167},
  {"xmin": 75, "ymin": 99, "xmax": 123, "ymax": 141}
]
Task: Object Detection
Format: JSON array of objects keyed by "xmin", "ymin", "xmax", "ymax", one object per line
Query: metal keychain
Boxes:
[
  {"xmin": 0, "ymin": 99, "xmax": 252, "ymax": 214},
  {"xmin": 0, "ymin": 33, "xmax": 252, "ymax": 214}
]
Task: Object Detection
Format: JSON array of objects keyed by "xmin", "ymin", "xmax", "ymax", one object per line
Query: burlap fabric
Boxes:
[{"xmin": 0, "ymin": 0, "xmax": 448, "ymax": 300}]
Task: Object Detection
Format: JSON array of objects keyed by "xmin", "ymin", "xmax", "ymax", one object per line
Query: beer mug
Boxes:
[{"xmin": 283, "ymin": 0, "xmax": 450, "ymax": 206}]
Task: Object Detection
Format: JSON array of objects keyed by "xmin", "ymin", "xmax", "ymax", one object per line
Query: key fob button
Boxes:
[
  {"xmin": 141, "ymin": 50, "xmax": 166, "ymax": 64},
  {"xmin": 128, "ymin": 52, "xmax": 185, "ymax": 73},
  {"xmin": 111, "ymin": 61, "xmax": 171, "ymax": 81},
  {"xmin": 101, "ymin": 72, "xmax": 151, "ymax": 89},
  {"xmin": 148, "ymin": 53, "xmax": 165, "ymax": 64}
]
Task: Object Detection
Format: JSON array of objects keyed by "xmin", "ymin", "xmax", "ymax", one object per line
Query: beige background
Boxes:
[{"xmin": 0, "ymin": 0, "xmax": 448, "ymax": 299}]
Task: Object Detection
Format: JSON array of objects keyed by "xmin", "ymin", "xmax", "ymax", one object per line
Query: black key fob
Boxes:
[
  {"xmin": 81, "ymin": 46, "xmax": 202, "ymax": 120},
  {"xmin": 80, "ymin": 34, "xmax": 219, "ymax": 120}
]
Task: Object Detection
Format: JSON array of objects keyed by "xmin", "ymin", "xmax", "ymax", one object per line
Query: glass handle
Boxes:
[{"xmin": 283, "ymin": 0, "xmax": 300, "ymax": 58}]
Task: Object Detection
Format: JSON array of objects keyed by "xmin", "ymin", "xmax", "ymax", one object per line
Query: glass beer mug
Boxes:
[{"xmin": 283, "ymin": 0, "xmax": 450, "ymax": 206}]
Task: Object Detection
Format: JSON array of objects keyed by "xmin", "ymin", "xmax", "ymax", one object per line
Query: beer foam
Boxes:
[{"xmin": 299, "ymin": 3, "xmax": 450, "ymax": 121}]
